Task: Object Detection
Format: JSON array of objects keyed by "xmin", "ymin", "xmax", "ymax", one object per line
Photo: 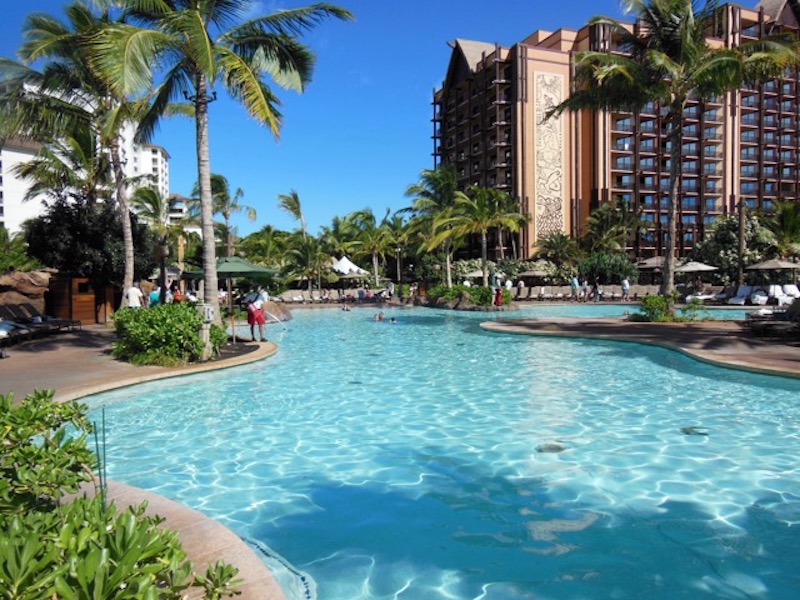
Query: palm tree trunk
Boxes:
[
  {"xmin": 660, "ymin": 106, "xmax": 682, "ymax": 301},
  {"xmin": 195, "ymin": 74, "xmax": 221, "ymax": 325},
  {"xmin": 225, "ymin": 212, "xmax": 233, "ymax": 257},
  {"xmin": 372, "ymin": 252, "xmax": 380, "ymax": 288},
  {"xmin": 110, "ymin": 138, "xmax": 134, "ymax": 308},
  {"xmin": 481, "ymin": 230, "xmax": 489, "ymax": 288},
  {"xmin": 444, "ymin": 240, "xmax": 453, "ymax": 288}
]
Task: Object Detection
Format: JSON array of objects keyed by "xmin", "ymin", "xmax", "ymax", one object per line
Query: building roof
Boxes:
[
  {"xmin": 756, "ymin": 0, "xmax": 800, "ymax": 25},
  {"xmin": 451, "ymin": 38, "xmax": 498, "ymax": 71}
]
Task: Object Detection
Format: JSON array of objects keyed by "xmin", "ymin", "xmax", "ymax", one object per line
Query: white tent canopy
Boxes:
[{"xmin": 332, "ymin": 256, "xmax": 369, "ymax": 276}]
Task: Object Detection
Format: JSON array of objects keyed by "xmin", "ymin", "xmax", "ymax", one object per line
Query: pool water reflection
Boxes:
[{"xmin": 87, "ymin": 307, "xmax": 799, "ymax": 599}]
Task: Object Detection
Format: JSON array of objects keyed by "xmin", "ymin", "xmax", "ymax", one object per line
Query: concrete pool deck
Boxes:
[{"xmin": 2, "ymin": 312, "xmax": 798, "ymax": 599}]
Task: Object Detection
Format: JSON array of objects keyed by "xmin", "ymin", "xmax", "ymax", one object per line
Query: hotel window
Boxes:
[
  {"xmin": 615, "ymin": 117, "xmax": 633, "ymax": 131},
  {"xmin": 682, "ymin": 142, "xmax": 699, "ymax": 155},
  {"xmin": 682, "ymin": 197, "xmax": 698, "ymax": 210},
  {"xmin": 641, "ymin": 175, "xmax": 656, "ymax": 189},
  {"xmin": 740, "ymin": 130, "xmax": 757, "ymax": 143},
  {"xmin": 763, "ymin": 165, "xmax": 777, "ymax": 177},
  {"xmin": 741, "ymin": 164, "xmax": 757, "ymax": 177},
  {"xmin": 705, "ymin": 198, "xmax": 721, "ymax": 211},
  {"xmin": 643, "ymin": 213, "xmax": 655, "ymax": 223},
  {"xmin": 660, "ymin": 214, "xmax": 668, "ymax": 225},
  {"xmin": 745, "ymin": 199, "xmax": 757, "ymax": 209},
  {"xmin": 763, "ymin": 131, "xmax": 776, "ymax": 144},
  {"xmin": 640, "ymin": 139, "xmax": 655, "ymax": 151},
  {"xmin": 740, "ymin": 182, "xmax": 758, "ymax": 194},
  {"xmin": 641, "ymin": 194, "xmax": 656, "ymax": 207},
  {"xmin": 682, "ymin": 215, "xmax": 695, "ymax": 225},
  {"xmin": 763, "ymin": 199, "xmax": 774, "ymax": 210},
  {"xmin": 780, "ymin": 150, "xmax": 795, "ymax": 162},
  {"xmin": 741, "ymin": 147, "xmax": 757, "ymax": 160},
  {"xmin": 614, "ymin": 156, "xmax": 633, "ymax": 169},
  {"xmin": 660, "ymin": 196, "xmax": 669, "ymax": 209},
  {"xmin": 617, "ymin": 174, "xmax": 634, "ymax": 187},
  {"xmin": 682, "ymin": 179, "xmax": 698, "ymax": 191},
  {"xmin": 640, "ymin": 157, "xmax": 656, "ymax": 170},
  {"xmin": 742, "ymin": 113, "xmax": 758, "ymax": 126},
  {"xmin": 704, "ymin": 215, "xmax": 719, "ymax": 226},
  {"xmin": 684, "ymin": 232, "xmax": 694, "ymax": 243},
  {"xmin": 640, "ymin": 120, "xmax": 656, "ymax": 133}
]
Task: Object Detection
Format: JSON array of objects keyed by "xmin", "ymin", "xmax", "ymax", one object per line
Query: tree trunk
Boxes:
[
  {"xmin": 194, "ymin": 74, "xmax": 221, "ymax": 325},
  {"xmin": 737, "ymin": 200, "xmax": 746, "ymax": 286},
  {"xmin": 444, "ymin": 240, "xmax": 453, "ymax": 288},
  {"xmin": 372, "ymin": 252, "xmax": 380, "ymax": 288},
  {"xmin": 660, "ymin": 104, "xmax": 683, "ymax": 301},
  {"xmin": 225, "ymin": 213, "xmax": 234, "ymax": 258},
  {"xmin": 110, "ymin": 137, "xmax": 134, "ymax": 308},
  {"xmin": 481, "ymin": 230, "xmax": 489, "ymax": 288}
]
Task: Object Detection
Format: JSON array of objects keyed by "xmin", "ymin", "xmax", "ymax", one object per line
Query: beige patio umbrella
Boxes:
[
  {"xmin": 675, "ymin": 261, "xmax": 718, "ymax": 273},
  {"xmin": 746, "ymin": 258, "xmax": 799, "ymax": 270}
]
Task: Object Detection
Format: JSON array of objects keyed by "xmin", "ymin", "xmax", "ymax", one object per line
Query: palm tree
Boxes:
[
  {"xmin": 352, "ymin": 209, "xmax": 392, "ymax": 287},
  {"xmin": 240, "ymin": 225, "xmax": 291, "ymax": 269},
  {"xmin": 548, "ymin": 0, "xmax": 799, "ymax": 298},
  {"xmin": 0, "ymin": 2, "xmax": 167, "ymax": 298},
  {"xmin": 278, "ymin": 190, "xmax": 307, "ymax": 239},
  {"xmin": 536, "ymin": 231, "xmax": 582, "ymax": 268},
  {"xmin": 763, "ymin": 201, "xmax": 800, "ymax": 262},
  {"xmin": 404, "ymin": 166, "xmax": 462, "ymax": 288},
  {"xmin": 285, "ymin": 233, "xmax": 330, "ymax": 291},
  {"xmin": 384, "ymin": 213, "xmax": 408, "ymax": 284},
  {"xmin": 0, "ymin": 227, "xmax": 41, "ymax": 273},
  {"xmin": 190, "ymin": 174, "xmax": 255, "ymax": 257},
  {"xmin": 320, "ymin": 214, "xmax": 359, "ymax": 259},
  {"xmin": 92, "ymin": 1, "xmax": 352, "ymax": 322},
  {"xmin": 583, "ymin": 197, "xmax": 643, "ymax": 254},
  {"xmin": 130, "ymin": 186, "xmax": 185, "ymax": 304},
  {"xmin": 12, "ymin": 124, "xmax": 113, "ymax": 206},
  {"xmin": 432, "ymin": 186, "xmax": 529, "ymax": 287}
]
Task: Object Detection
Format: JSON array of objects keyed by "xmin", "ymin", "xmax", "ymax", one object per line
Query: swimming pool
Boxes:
[{"xmin": 86, "ymin": 307, "xmax": 799, "ymax": 599}]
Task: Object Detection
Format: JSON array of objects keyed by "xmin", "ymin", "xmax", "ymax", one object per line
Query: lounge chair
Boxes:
[
  {"xmin": 750, "ymin": 288, "xmax": 769, "ymax": 306},
  {"xmin": 783, "ymin": 284, "xmax": 800, "ymax": 299},
  {"xmin": 767, "ymin": 285, "xmax": 792, "ymax": 307},
  {"xmin": 727, "ymin": 285, "xmax": 754, "ymax": 305},
  {"xmin": 19, "ymin": 302, "xmax": 82, "ymax": 331},
  {"xmin": 0, "ymin": 305, "xmax": 58, "ymax": 336}
]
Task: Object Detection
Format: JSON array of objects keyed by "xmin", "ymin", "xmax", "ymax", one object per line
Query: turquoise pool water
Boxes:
[{"xmin": 86, "ymin": 307, "xmax": 799, "ymax": 599}]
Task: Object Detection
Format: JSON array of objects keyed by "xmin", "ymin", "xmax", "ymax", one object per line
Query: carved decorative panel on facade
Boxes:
[{"xmin": 534, "ymin": 72, "xmax": 565, "ymax": 241}]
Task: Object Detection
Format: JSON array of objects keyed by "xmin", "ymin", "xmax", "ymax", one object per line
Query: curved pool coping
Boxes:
[{"xmin": 480, "ymin": 317, "xmax": 800, "ymax": 379}]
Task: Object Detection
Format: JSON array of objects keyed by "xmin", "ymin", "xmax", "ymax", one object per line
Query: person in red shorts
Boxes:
[{"xmin": 246, "ymin": 287, "xmax": 269, "ymax": 342}]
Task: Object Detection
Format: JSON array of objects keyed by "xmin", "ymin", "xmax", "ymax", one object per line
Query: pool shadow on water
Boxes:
[{"xmin": 251, "ymin": 445, "xmax": 799, "ymax": 598}]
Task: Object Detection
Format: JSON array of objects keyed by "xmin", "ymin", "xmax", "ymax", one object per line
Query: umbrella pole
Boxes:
[{"xmin": 228, "ymin": 277, "xmax": 235, "ymax": 343}]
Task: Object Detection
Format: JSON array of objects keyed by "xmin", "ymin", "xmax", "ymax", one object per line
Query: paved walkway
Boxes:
[
  {"xmin": 481, "ymin": 317, "xmax": 800, "ymax": 378},
  {"xmin": 0, "ymin": 325, "xmax": 284, "ymax": 600}
]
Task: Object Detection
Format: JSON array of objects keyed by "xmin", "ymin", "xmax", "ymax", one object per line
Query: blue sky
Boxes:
[{"xmin": 2, "ymin": 0, "xmax": 635, "ymax": 237}]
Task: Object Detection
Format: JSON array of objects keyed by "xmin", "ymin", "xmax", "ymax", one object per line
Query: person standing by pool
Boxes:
[
  {"xmin": 621, "ymin": 277, "xmax": 631, "ymax": 301},
  {"xmin": 247, "ymin": 286, "xmax": 269, "ymax": 342},
  {"xmin": 126, "ymin": 282, "xmax": 145, "ymax": 308},
  {"xmin": 570, "ymin": 276, "xmax": 579, "ymax": 301}
]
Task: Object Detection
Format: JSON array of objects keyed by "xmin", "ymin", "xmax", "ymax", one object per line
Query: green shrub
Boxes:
[
  {"xmin": 633, "ymin": 295, "xmax": 671, "ymax": 322},
  {"xmin": 426, "ymin": 284, "xmax": 510, "ymax": 307},
  {"xmin": 0, "ymin": 390, "xmax": 241, "ymax": 599},
  {"xmin": 112, "ymin": 304, "xmax": 223, "ymax": 366}
]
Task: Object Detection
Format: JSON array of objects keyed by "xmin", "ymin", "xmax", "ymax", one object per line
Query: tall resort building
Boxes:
[
  {"xmin": 0, "ymin": 126, "xmax": 170, "ymax": 236},
  {"xmin": 432, "ymin": 0, "xmax": 800, "ymax": 261}
]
